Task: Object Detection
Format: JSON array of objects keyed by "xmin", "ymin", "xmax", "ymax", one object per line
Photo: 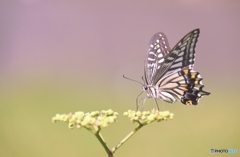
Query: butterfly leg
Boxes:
[
  {"xmin": 154, "ymin": 98, "xmax": 160, "ymax": 111},
  {"xmin": 136, "ymin": 91, "xmax": 144, "ymax": 111},
  {"xmin": 136, "ymin": 97, "xmax": 145, "ymax": 111},
  {"xmin": 140, "ymin": 97, "xmax": 147, "ymax": 111}
]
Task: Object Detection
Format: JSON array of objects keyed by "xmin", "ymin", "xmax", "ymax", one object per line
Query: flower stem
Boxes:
[
  {"xmin": 111, "ymin": 123, "xmax": 143, "ymax": 153},
  {"xmin": 95, "ymin": 130, "xmax": 113, "ymax": 157}
]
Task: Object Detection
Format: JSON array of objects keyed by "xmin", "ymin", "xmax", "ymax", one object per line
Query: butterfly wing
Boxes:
[
  {"xmin": 159, "ymin": 69, "xmax": 210, "ymax": 105},
  {"xmin": 153, "ymin": 29, "xmax": 200, "ymax": 85},
  {"xmin": 155, "ymin": 29, "xmax": 210, "ymax": 105},
  {"xmin": 144, "ymin": 32, "xmax": 171, "ymax": 85}
]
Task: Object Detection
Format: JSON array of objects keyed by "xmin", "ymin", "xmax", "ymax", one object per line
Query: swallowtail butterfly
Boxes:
[{"xmin": 140, "ymin": 29, "xmax": 210, "ymax": 110}]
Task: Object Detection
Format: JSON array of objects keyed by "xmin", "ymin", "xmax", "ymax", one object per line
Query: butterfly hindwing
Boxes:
[{"xmin": 158, "ymin": 69, "xmax": 210, "ymax": 105}]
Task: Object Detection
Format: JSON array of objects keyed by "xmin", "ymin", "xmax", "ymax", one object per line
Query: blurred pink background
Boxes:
[{"xmin": 1, "ymin": 0, "xmax": 239, "ymax": 83}]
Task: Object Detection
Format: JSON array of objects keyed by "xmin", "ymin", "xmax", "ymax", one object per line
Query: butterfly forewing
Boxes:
[
  {"xmin": 144, "ymin": 32, "xmax": 171, "ymax": 85},
  {"xmin": 153, "ymin": 29, "xmax": 200, "ymax": 85},
  {"xmin": 169, "ymin": 29, "xmax": 199, "ymax": 71}
]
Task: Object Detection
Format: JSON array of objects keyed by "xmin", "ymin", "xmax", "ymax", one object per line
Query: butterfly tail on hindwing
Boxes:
[
  {"xmin": 158, "ymin": 68, "xmax": 210, "ymax": 105},
  {"xmin": 178, "ymin": 69, "xmax": 210, "ymax": 105},
  {"xmin": 178, "ymin": 70, "xmax": 210, "ymax": 105}
]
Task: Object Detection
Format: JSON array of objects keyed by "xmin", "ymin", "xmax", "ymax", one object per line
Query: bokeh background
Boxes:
[{"xmin": 1, "ymin": 0, "xmax": 240, "ymax": 157}]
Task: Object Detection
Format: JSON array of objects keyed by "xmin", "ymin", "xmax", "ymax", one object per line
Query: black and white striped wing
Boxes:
[
  {"xmin": 159, "ymin": 69, "xmax": 210, "ymax": 105},
  {"xmin": 153, "ymin": 29, "xmax": 200, "ymax": 85},
  {"xmin": 156, "ymin": 29, "xmax": 210, "ymax": 105},
  {"xmin": 144, "ymin": 32, "xmax": 171, "ymax": 85}
]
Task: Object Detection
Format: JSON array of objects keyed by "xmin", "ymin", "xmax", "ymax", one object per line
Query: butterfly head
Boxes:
[{"xmin": 142, "ymin": 85, "xmax": 148, "ymax": 91}]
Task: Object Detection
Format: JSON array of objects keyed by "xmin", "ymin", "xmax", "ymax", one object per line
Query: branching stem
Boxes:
[
  {"xmin": 111, "ymin": 123, "xmax": 143, "ymax": 153},
  {"xmin": 95, "ymin": 130, "xmax": 113, "ymax": 157}
]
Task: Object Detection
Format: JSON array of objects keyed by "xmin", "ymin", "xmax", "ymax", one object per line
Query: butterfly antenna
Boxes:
[{"xmin": 123, "ymin": 75, "xmax": 144, "ymax": 86}]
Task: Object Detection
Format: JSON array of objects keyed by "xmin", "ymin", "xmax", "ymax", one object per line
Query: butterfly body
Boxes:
[{"xmin": 141, "ymin": 29, "xmax": 210, "ymax": 108}]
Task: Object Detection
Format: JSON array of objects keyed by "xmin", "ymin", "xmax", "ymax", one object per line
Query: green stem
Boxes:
[
  {"xmin": 94, "ymin": 128, "xmax": 113, "ymax": 157},
  {"xmin": 111, "ymin": 123, "xmax": 143, "ymax": 153}
]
